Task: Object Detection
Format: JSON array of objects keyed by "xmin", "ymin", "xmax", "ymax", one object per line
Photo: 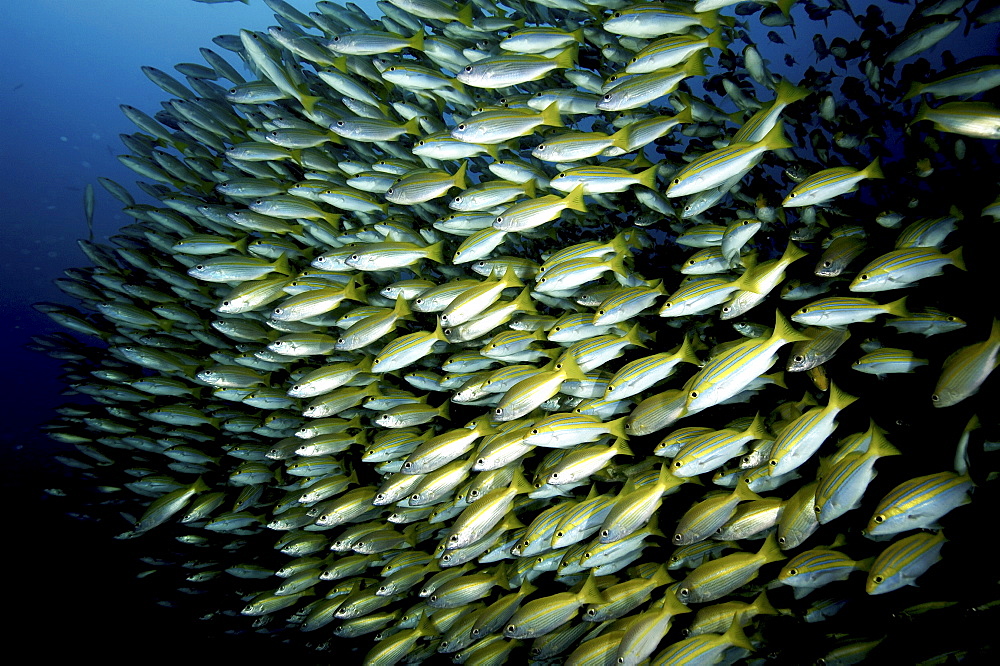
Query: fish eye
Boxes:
[
  {"xmin": 477, "ymin": 458, "xmax": 485, "ymax": 465},
  {"xmin": 722, "ymin": 306, "xmax": 731, "ymax": 313},
  {"xmin": 495, "ymin": 216, "xmax": 503, "ymax": 223},
  {"xmin": 769, "ymin": 459, "xmax": 778, "ymax": 466},
  {"xmin": 458, "ymin": 124, "xmax": 466, "ymax": 130},
  {"xmin": 673, "ymin": 179, "xmax": 680, "ymax": 185},
  {"xmin": 679, "ymin": 588, "xmax": 689, "ymax": 597},
  {"xmin": 495, "ymin": 408, "xmax": 503, "ymax": 415},
  {"xmin": 794, "ymin": 355, "xmax": 804, "ymax": 362},
  {"xmin": 860, "ymin": 274, "xmax": 869, "ymax": 280},
  {"xmin": 195, "ymin": 264, "xmax": 205, "ymax": 271},
  {"xmin": 790, "ymin": 192, "xmax": 797, "ymax": 197},
  {"xmin": 672, "ymin": 533, "xmax": 683, "ymax": 542},
  {"xmin": 336, "ymin": 121, "xmax": 345, "ymax": 127},
  {"xmin": 689, "ymin": 390, "xmax": 698, "ymax": 398},
  {"xmin": 874, "ymin": 514, "xmax": 885, "ymax": 523},
  {"xmin": 507, "ymin": 625, "xmax": 516, "ymax": 633},
  {"xmin": 873, "ymin": 575, "xmax": 884, "ymax": 584},
  {"xmin": 600, "ymin": 529, "xmax": 609, "ymax": 537},
  {"xmin": 603, "ymin": 94, "xmax": 612, "ymax": 101},
  {"xmin": 778, "ymin": 536, "xmax": 787, "ymax": 545},
  {"xmin": 373, "ymin": 358, "xmax": 380, "ymax": 364}
]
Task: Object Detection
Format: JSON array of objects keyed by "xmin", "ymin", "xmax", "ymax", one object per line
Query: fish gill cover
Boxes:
[{"xmin": 29, "ymin": 0, "xmax": 1000, "ymax": 662}]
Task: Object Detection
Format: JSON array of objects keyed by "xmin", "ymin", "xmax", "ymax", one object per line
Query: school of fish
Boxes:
[{"xmin": 33, "ymin": 0, "xmax": 1000, "ymax": 663}]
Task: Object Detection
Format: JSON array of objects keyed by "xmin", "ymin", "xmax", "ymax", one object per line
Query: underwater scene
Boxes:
[{"xmin": 7, "ymin": 0, "xmax": 1000, "ymax": 662}]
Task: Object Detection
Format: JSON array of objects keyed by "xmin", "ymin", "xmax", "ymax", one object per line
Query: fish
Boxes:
[{"xmin": 30, "ymin": 0, "xmax": 1000, "ymax": 661}]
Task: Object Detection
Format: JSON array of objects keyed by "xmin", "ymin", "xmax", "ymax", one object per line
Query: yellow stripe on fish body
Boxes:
[
  {"xmin": 667, "ymin": 120, "xmax": 792, "ymax": 198},
  {"xmin": 446, "ymin": 467, "xmax": 533, "ymax": 550},
  {"xmin": 865, "ymin": 470, "xmax": 973, "ymax": 537},
  {"xmin": 849, "ymin": 246, "xmax": 964, "ymax": 292},
  {"xmin": 597, "ymin": 54, "xmax": 707, "ymax": 112},
  {"xmin": 671, "ymin": 413, "xmax": 770, "ymax": 478},
  {"xmin": 652, "ymin": 618, "xmax": 754, "ymax": 666},
  {"xmin": 767, "ymin": 382, "xmax": 857, "ymax": 477},
  {"xmin": 778, "ymin": 545, "xmax": 871, "ymax": 595},
  {"xmin": 450, "ymin": 179, "xmax": 536, "ymax": 212},
  {"xmin": 618, "ymin": 106, "xmax": 694, "ymax": 152},
  {"xmin": 791, "ymin": 295, "xmax": 909, "ymax": 327},
  {"xmin": 451, "ymin": 104, "xmax": 563, "ymax": 144},
  {"xmin": 912, "ymin": 100, "xmax": 1000, "ymax": 140},
  {"xmin": 604, "ymin": 337, "xmax": 700, "ymax": 402},
  {"xmin": 685, "ymin": 309, "xmax": 810, "ymax": 415},
  {"xmin": 564, "ymin": 323, "xmax": 647, "ymax": 373},
  {"xmin": 614, "ymin": 592, "xmax": 692, "ymax": 666},
  {"xmin": 326, "ymin": 29, "xmax": 425, "ymax": 56},
  {"xmin": 531, "ymin": 131, "xmax": 621, "ymax": 163},
  {"xmin": 593, "ymin": 282, "xmax": 667, "ymax": 326},
  {"xmin": 932, "ymin": 318, "xmax": 1000, "ymax": 407},
  {"xmin": 731, "ymin": 78, "xmax": 812, "ymax": 144},
  {"xmin": 523, "ymin": 413, "xmax": 628, "ymax": 448},
  {"xmin": 535, "ymin": 253, "xmax": 627, "ymax": 294},
  {"xmin": 440, "ymin": 267, "xmax": 524, "ymax": 327},
  {"xmin": 385, "ymin": 162, "xmax": 468, "ymax": 205},
  {"xmin": 329, "ymin": 115, "xmax": 421, "ymax": 143},
  {"xmin": 676, "ymin": 532, "xmax": 786, "ymax": 605},
  {"xmin": 456, "ymin": 47, "xmax": 576, "ymax": 89},
  {"xmin": 866, "ymin": 531, "xmax": 946, "ymax": 595},
  {"xmin": 852, "ymin": 347, "xmax": 929, "ymax": 376},
  {"xmin": 493, "ymin": 183, "xmax": 587, "ymax": 232},
  {"xmin": 603, "ymin": 4, "xmax": 723, "ymax": 39},
  {"xmin": 493, "ymin": 352, "xmax": 588, "ymax": 422},
  {"xmin": 783, "ymin": 158, "xmax": 883, "ymax": 207},
  {"xmin": 625, "ymin": 30, "xmax": 726, "ymax": 74},
  {"xmin": 501, "ymin": 26, "xmax": 585, "ymax": 54},
  {"xmin": 503, "ymin": 573, "xmax": 605, "ymax": 639},
  {"xmin": 372, "ymin": 321, "xmax": 449, "ymax": 374},
  {"xmin": 550, "ymin": 164, "xmax": 658, "ymax": 195},
  {"xmin": 672, "ymin": 482, "xmax": 762, "ymax": 546},
  {"xmin": 815, "ymin": 433, "xmax": 901, "ymax": 524}
]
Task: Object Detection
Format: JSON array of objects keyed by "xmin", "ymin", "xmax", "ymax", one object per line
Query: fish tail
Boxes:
[
  {"xmin": 771, "ymin": 308, "xmax": 810, "ymax": 344},
  {"xmin": 761, "ymin": 119, "xmax": 793, "ymax": 151},
  {"xmin": 827, "ymin": 380, "xmax": 858, "ymax": 412},
  {"xmin": 613, "ymin": 435, "xmax": 633, "ymax": 455},
  {"xmin": 409, "ymin": 30, "xmax": 425, "ymax": 52},
  {"xmin": 554, "ymin": 44, "xmax": 578, "ymax": 70},
  {"xmin": 946, "ymin": 246, "xmax": 965, "ymax": 271},
  {"xmin": 775, "ymin": 77, "xmax": 811, "ymax": 105},
  {"xmin": 864, "ymin": 156, "xmax": 884, "ymax": 180},
  {"xmin": 512, "ymin": 287, "xmax": 537, "ymax": 313},
  {"xmin": 453, "ymin": 161, "xmax": 469, "ymax": 190},
  {"xmin": 751, "ymin": 590, "xmax": 780, "ymax": 616},
  {"xmin": 903, "ymin": 81, "xmax": 923, "ymax": 101},
  {"xmin": 510, "ymin": 466, "xmax": 533, "ymax": 495},
  {"xmin": 757, "ymin": 532, "xmax": 786, "ymax": 565},
  {"xmin": 886, "ymin": 296, "xmax": 909, "ymax": 317},
  {"xmin": 577, "ymin": 573, "xmax": 606, "ymax": 605},
  {"xmin": 562, "ymin": 183, "xmax": 588, "ymax": 213},
  {"xmin": 456, "ymin": 3, "xmax": 474, "ymax": 28},
  {"xmin": 425, "ymin": 240, "xmax": 446, "ymax": 264},
  {"xmin": 272, "ymin": 253, "xmax": 293, "ymax": 276},
  {"xmin": 707, "ymin": 29, "xmax": 726, "ymax": 52},
  {"xmin": 540, "ymin": 101, "xmax": 563, "ymax": 128},
  {"xmin": 685, "ymin": 51, "xmax": 708, "ymax": 78},
  {"xmin": 636, "ymin": 164, "xmax": 659, "ymax": 190},
  {"xmin": 403, "ymin": 116, "xmax": 422, "ymax": 137},
  {"xmin": 557, "ymin": 351, "xmax": 587, "ymax": 382},
  {"xmin": 746, "ymin": 412, "xmax": 770, "ymax": 441}
]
